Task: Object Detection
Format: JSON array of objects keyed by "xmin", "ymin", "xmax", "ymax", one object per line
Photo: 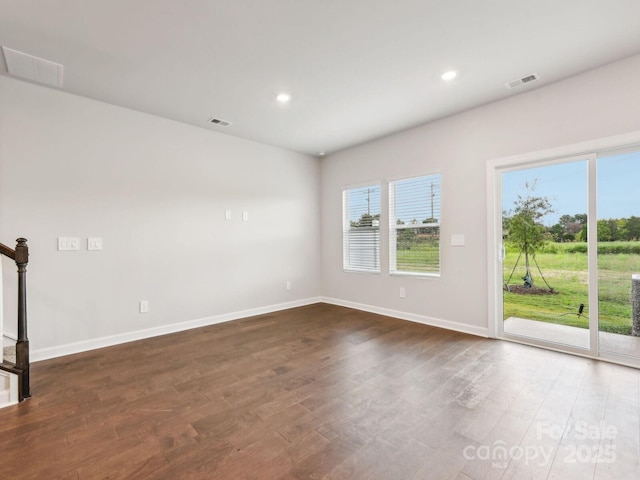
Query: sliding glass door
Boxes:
[
  {"xmin": 597, "ymin": 150, "xmax": 640, "ymax": 363},
  {"xmin": 490, "ymin": 146, "xmax": 640, "ymax": 366},
  {"xmin": 500, "ymin": 157, "xmax": 592, "ymax": 351}
]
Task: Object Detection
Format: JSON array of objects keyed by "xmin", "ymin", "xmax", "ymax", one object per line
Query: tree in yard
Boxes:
[
  {"xmin": 549, "ymin": 223, "xmax": 565, "ymax": 242},
  {"xmin": 576, "ymin": 223, "xmax": 588, "ymax": 242},
  {"xmin": 625, "ymin": 216, "xmax": 640, "ymax": 240},
  {"xmin": 554, "ymin": 213, "xmax": 586, "ymax": 241},
  {"xmin": 597, "ymin": 219, "xmax": 612, "ymax": 242},
  {"xmin": 573, "ymin": 213, "xmax": 587, "ymax": 225},
  {"xmin": 351, "ymin": 213, "xmax": 380, "ymax": 228},
  {"xmin": 505, "ymin": 180, "xmax": 554, "ymax": 288}
]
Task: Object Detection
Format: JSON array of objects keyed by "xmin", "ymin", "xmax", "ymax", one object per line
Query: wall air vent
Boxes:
[
  {"xmin": 208, "ymin": 117, "xmax": 231, "ymax": 127},
  {"xmin": 2, "ymin": 46, "xmax": 64, "ymax": 87},
  {"xmin": 505, "ymin": 73, "xmax": 539, "ymax": 89}
]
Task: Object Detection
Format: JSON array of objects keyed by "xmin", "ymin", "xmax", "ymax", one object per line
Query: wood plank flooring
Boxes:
[{"xmin": 0, "ymin": 303, "xmax": 638, "ymax": 479}]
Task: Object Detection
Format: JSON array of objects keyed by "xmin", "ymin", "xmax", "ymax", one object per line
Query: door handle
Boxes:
[{"xmin": 498, "ymin": 243, "xmax": 505, "ymax": 263}]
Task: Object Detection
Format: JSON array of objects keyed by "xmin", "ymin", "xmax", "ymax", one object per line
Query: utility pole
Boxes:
[{"xmin": 430, "ymin": 182, "xmax": 435, "ymax": 221}]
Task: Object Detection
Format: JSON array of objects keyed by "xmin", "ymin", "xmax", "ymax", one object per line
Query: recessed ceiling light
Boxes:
[
  {"xmin": 441, "ymin": 70, "xmax": 457, "ymax": 81},
  {"xmin": 276, "ymin": 92, "xmax": 291, "ymax": 103}
]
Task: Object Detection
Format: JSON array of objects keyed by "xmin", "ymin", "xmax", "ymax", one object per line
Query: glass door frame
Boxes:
[{"xmin": 486, "ymin": 131, "xmax": 640, "ymax": 367}]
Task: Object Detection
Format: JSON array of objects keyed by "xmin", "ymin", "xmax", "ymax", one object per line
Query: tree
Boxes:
[
  {"xmin": 555, "ymin": 213, "xmax": 585, "ymax": 239},
  {"xmin": 597, "ymin": 220, "xmax": 611, "ymax": 242},
  {"xmin": 558, "ymin": 214, "xmax": 576, "ymax": 231},
  {"xmin": 625, "ymin": 216, "xmax": 640, "ymax": 240},
  {"xmin": 549, "ymin": 223, "xmax": 565, "ymax": 242},
  {"xmin": 606, "ymin": 219, "xmax": 620, "ymax": 241},
  {"xmin": 576, "ymin": 224, "xmax": 588, "ymax": 242},
  {"xmin": 505, "ymin": 181, "xmax": 554, "ymax": 287},
  {"xmin": 351, "ymin": 213, "xmax": 380, "ymax": 228},
  {"xmin": 418, "ymin": 217, "xmax": 439, "ymax": 235},
  {"xmin": 397, "ymin": 227, "xmax": 416, "ymax": 250},
  {"xmin": 574, "ymin": 213, "xmax": 587, "ymax": 225}
]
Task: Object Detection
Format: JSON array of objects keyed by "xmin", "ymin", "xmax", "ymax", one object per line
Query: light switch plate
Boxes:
[
  {"xmin": 451, "ymin": 234, "xmax": 465, "ymax": 246},
  {"xmin": 242, "ymin": 211, "xmax": 249, "ymax": 221},
  {"xmin": 58, "ymin": 237, "xmax": 80, "ymax": 251},
  {"xmin": 139, "ymin": 300, "xmax": 149, "ymax": 313},
  {"xmin": 87, "ymin": 237, "xmax": 103, "ymax": 251}
]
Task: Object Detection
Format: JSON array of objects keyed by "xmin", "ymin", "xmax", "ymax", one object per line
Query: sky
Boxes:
[
  {"xmin": 346, "ymin": 174, "xmax": 441, "ymax": 224},
  {"xmin": 502, "ymin": 150, "xmax": 640, "ymax": 226},
  {"xmin": 346, "ymin": 151, "xmax": 639, "ymax": 227}
]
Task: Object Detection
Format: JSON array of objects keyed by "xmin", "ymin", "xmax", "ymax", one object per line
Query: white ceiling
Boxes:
[{"xmin": 1, "ymin": 1, "xmax": 640, "ymax": 156}]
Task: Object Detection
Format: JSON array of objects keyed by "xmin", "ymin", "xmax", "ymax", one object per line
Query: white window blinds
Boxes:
[
  {"xmin": 343, "ymin": 185, "xmax": 381, "ymax": 272},
  {"xmin": 389, "ymin": 174, "xmax": 441, "ymax": 275}
]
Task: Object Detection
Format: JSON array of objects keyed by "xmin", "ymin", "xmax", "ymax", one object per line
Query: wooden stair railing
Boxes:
[{"xmin": 0, "ymin": 238, "xmax": 30, "ymax": 401}]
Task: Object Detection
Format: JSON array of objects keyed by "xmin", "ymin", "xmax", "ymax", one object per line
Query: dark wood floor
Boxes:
[{"xmin": 1, "ymin": 304, "xmax": 638, "ymax": 479}]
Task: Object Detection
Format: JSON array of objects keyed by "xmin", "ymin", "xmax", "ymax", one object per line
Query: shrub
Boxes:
[{"xmin": 541, "ymin": 241, "xmax": 640, "ymax": 255}]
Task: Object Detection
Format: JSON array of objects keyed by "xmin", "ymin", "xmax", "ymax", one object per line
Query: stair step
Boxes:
[
  {"xmin": 0, "ymin": 371, "xmax": 18, "ymax": 408},
  {"xmin": 3, "ymin": 345, "xmax": 16, "ymax": 364}
]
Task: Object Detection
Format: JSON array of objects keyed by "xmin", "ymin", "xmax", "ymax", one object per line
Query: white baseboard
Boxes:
[
  {"xmin": 31, "ymin": 296, "xmax": 487, "ymax": 362},
  {"xmin": 321, "ymin": 297, "xmax": 489, "ymax": 338},
  {"xmin": 31, "ymin": 297, "xmax": 322, "ymax": 362}
]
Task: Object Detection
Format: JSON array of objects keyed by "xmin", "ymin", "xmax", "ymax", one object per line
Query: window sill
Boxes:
[
  {"xmin": 390, "ymin": 271, "xmax": 440, "ymax": 279},
  {"xmin": 343, "ymin": 268, "xmax": 381, "ymax": 275}
]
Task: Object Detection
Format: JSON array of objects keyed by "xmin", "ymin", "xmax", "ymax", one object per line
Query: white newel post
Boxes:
[{"xmin": 632, "ymin": 274, "xmax": 640, "ymax": 337}]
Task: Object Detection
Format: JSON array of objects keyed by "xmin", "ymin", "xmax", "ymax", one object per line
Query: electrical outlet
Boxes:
[
  {"xmin": 139, "ymin": 300, "xmax": 149, "ymax": 313},
  {"xmin": 286, "ymin": 281, "xmax": 291, "ymax": 291},
  {"xmin": 242, "ymin": 211, "xmax": 249, "ymax": 221},
  {"xmin": 225, "ymin": 209, "xmax": 232, "ymax": 220},
  {"xmin": 400, "ymin": 287, "xmax": 406, "ymax": 298}
]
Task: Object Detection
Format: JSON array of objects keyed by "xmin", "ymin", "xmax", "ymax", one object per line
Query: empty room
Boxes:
[{"xmin": 1, "ymin": 1, "xmax": 639, "ymax": 479}]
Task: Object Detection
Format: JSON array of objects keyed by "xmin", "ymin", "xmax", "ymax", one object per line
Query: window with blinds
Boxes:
[
  {"xmin": 343, "ymin": 185, "xmax": 381, "ymax": 272},
  {"xmin": 389, "ymin": 174, "xmax": 441, "ymax": 275}
]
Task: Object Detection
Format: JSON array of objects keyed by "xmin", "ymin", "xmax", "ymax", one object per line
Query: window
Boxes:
[
  {"xmin": 389, "ymin": 174, "xmax": 441, "ymax": 275},
  {"xmin": 343, "ymin": 185, "xmax": 381, "ymax": 272}
]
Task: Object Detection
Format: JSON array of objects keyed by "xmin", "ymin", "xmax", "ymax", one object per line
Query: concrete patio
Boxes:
[{"xmin": 504, "ymin": 316, "xmax": 640, "ymax": 358}]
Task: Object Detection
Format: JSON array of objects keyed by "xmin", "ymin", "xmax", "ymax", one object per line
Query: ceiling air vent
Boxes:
[
  {"xmin": 505, "ymin": 73, "xmax": 539, "ymax": 90},
  {"xmin": 208, "ymin": 117, "xmax": 231, "ymax": 127}
]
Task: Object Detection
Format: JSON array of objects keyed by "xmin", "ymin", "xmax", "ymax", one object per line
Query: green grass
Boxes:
[
  {"xmin": 541, "ymin": 241, "xmax": 640, "ymax": 255},
  {"xmin": 504, "ymin": 242, "xmax": 640, "ymax": 335},
  {"xmin": 393, "ymin": 239, "xmax": 640, "ymax": 335},
  {"xmin": 396, "ymin": 240, "xmax": 439, "ymax": 273}
]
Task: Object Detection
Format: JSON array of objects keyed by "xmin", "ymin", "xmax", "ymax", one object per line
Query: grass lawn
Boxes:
[
  {"xmin": 396, "ymin": 241, "xmax": 439, "ymax": 273},
  {"xmin": 394, "ymin": 240, "xmax": 639, "ymax": 335},
  {"xmin": 503, "ymin": 242, "xmax": 640, "ymax": 335}
]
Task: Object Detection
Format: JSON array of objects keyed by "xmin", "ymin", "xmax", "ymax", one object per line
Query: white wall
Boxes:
[
  {"xmin": 0, "ymin": 75, "xmax": 321, "ymax": 359},
  {"xmin": 321, "ymin": 54, "xmax": 640, "ymax": 335},
  {"xmin": 4, "ymin": 54, "xmax": 640, "ymax": 361}
]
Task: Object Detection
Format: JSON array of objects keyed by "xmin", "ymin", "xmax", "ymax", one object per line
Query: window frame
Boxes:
[
  {"xmin": 342, "ymin": 183, "xmax": 382, "ymax": 274},
  {"xmin": 388, "ymin": 172, "xmax": 441, "ymax": 277}
]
